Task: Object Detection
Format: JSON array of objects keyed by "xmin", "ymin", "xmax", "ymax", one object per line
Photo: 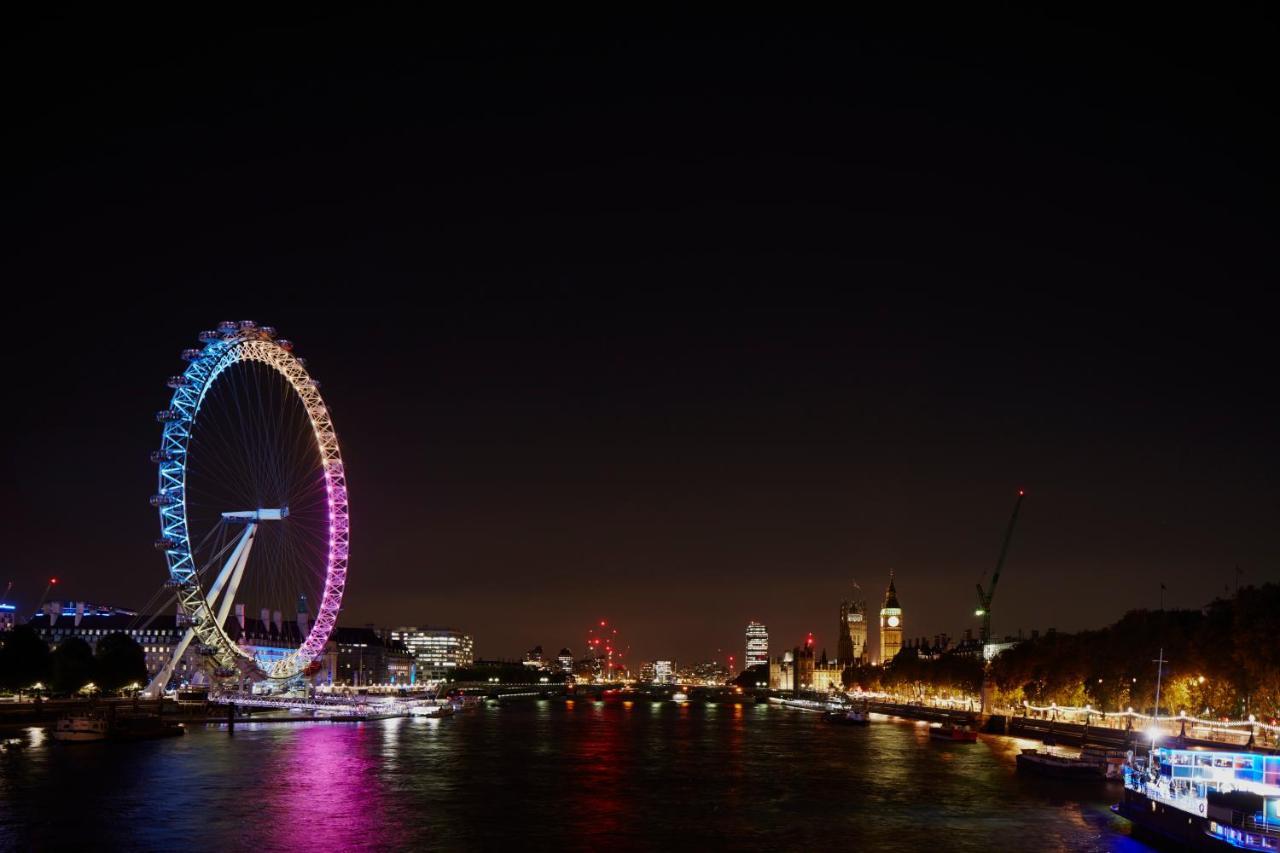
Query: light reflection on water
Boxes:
[{"xmin": 0, "ymin": 704, "xmax": 1155, "ymax": 851}]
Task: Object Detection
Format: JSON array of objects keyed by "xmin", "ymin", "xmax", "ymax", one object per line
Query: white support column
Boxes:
[
  {"xmin": 205, "ymin": 523, "xmax": 256, "ymax": 607},
  {"xmin": 214, "ymin": 525, "xmax": 256, "ymax": 628},
  {"xmin": 144, "ymin": 626, "xmax": 197, "ymax": 698},
  {"xmin": 144, "ymin": 523, "xmax": 258, "ymax": 697}
]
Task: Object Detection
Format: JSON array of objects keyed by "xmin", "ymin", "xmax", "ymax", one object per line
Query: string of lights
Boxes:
[{"xmin": 1019, "ymin": 702, "xmax": 1280, "ymax": 734}]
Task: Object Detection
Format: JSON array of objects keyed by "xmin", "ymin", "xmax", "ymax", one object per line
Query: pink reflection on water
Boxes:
[{"xmin": 254, "ymin": 724, "xmax": 403, "ymax": 852}]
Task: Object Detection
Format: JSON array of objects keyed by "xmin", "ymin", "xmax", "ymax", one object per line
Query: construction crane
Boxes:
[
  {"xmin": 38, "ymin": 577, "xmax": 58, "ymax": 609},
  {"xmin": 974, "ymin": 489, "xmax": 1025, "ymax": 647}
]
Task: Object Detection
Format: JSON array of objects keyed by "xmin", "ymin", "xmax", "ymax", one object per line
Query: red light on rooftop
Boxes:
[
  {"xmin": 49, "ymin": 578, "xmax": 58, "ymax": 585},
  {"xmin": 1018, "ymin": 489, "xmax": 1025, "ymax": 496}
]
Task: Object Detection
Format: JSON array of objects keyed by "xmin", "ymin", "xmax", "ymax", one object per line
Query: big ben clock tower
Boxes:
[{"xmin": 879, "ymin": 571, "xmax": 903, "ymax": 664}]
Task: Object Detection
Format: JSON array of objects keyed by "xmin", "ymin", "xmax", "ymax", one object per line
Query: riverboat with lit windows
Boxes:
[
  {"xmin": 51, "ymin": 710, "xmax": 183, "ymax": 743},
  {"xmin": 1113, "ymin": 746, "xmax": 1280, "ymax": 850},
  {"xmin": 52, "ymin": 712, "xmax": 108, "ymax": 742}
]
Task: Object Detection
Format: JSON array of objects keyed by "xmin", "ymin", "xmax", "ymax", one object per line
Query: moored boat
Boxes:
[
  {"xmin": 52, "ymin": 712, "xmax": 108, "ymax": 743},
  {"xmin": 823, "ymin": 708, "xmax": 870, "ymax": 726},
  {"xmin": 1016, "ymin": 748, "xmax": 1104, "ymax": 780},
  {"xmin": 929, "ymin": 724, "xmax": 978, "ymax": 743},
  {"xmin": 1113, "ymin": 745, "xmax": 1280, "ymax": 851}
]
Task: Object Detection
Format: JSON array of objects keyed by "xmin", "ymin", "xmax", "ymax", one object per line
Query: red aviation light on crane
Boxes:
[
  {"xmin": 49, "ymin": 578, "xmax": 58, "ymax": 585},
  {"xmin": 1018, "ymin": 489, "xmax": 1025, "ymax": 496}
]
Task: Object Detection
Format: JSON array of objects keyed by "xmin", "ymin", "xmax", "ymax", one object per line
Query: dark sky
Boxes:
[{"xmin": 4, "ymin": 10, "xmax": 1277, "ymax": 666}]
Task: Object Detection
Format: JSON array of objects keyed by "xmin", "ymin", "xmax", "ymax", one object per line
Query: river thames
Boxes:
[{"xmin": 1, "ymin": 701, "xmax": 1154, "ymax": 851}]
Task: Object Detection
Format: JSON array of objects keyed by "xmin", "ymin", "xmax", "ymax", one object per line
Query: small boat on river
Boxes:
[
  {"xmin": 929, "ymin": 723, "xmax": 978, "ymax": 743},
  {"xmin": 410, "ymin": 702, "xmax": 454, "ymax": 719},
  {"xmin": 823, "ymin": 708, "xmax": 870, "ymax": 726},
  {"xmin": 52, "ymin": 712, "xmax": 108, "ymax": 743},
  {"xmin": 1017, "ymin": 748, "xmax": 1105, "ymax": 780},
  {"xmin": 53, "ymin": 709, "xmax": 184, "ymax": 743}
]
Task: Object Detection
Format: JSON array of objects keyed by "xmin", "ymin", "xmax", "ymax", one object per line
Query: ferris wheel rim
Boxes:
[{"xmin": 153, "ymin": 323, "xmax": 349, "ymax": 681}]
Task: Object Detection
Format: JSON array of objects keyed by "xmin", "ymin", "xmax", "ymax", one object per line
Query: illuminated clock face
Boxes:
[{"xmin": 887, "ymin": 615, "xmax": 900, "ymax": 628}]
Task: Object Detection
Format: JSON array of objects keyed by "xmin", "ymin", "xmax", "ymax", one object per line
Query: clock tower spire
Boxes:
[{"xmin": 879, "ymin": 570, "xmax": 903, "ymax": 664}]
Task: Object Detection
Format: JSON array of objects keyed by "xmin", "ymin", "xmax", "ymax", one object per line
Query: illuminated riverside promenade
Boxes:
[{"xmin": 845, "ymin": 692, "xmax": 1280, "ymax": 752}]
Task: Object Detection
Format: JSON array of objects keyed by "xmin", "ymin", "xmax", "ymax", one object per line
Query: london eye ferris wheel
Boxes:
[{"xmin": 149, "ymin": 321, "xmax": 349, "ymax": 687}]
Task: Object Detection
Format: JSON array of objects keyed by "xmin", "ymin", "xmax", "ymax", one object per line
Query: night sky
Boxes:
[{"xmin": 4, "ymin": 11, "xmax": 1277, "ymax": 666}]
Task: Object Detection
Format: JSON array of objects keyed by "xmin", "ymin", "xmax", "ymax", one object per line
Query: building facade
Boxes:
[
  {"xmin": 26, "ymin": 604, "xmax": 204, "ymax": 688},
  {"xmin": 557, "ymin": 648, "xmax": 574, "ymax": 673},
  {"xmin": 745, "ymin": 621, "xmax": 769, "ymax": 669},
  {"xmin": 22, "ymin": 600, "xmax": 423, "ymax": 690},
  {"xmin": 879, "ymin": 573, "xmax": 903, "ymax": 664},
  {"xmin": 837, "ymin": 586, "xmax": 867, "ymax": 665},
  {"xmin": 388, "ymin": 627, "xmax": 474, "ymax": 680},
  {"xmin": 811, "ymin": 660, "xmax": 845, "ymax": 693},
  {"xmin": 769, "ymin": 637, "xmax": 818, "ymax": 691},
  {"xmin": 653, "ymin": 660, "xmax": 675, "ymax": 685},
  {"xmin": 319, "ymin": 627, "xmax": 415, "ymax": 687}
]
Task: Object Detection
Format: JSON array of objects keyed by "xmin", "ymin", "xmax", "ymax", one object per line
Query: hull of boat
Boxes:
[
  {"xmin": 1016, "ymin": 753, "xmax": 1103, "ymax": 780},
  {"xmin": 1112, "ymin": 789, "xmax": 1230, "ymax": 851},
  {"xmin": 51, "ymin": 730, "xmax": 107, "ymax": 743},
  {"xmin": 930, "ymin": 729, "xmax": 977, "ymax": 742}
]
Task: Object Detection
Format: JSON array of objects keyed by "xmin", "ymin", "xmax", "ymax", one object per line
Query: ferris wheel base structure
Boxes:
[
  {"xmin": 143, "ymin": 508, "xmax": 286, "ymax": 697},
  {"xmin": 144, "ymin": 321, "xmax": 350, "ymax": 695}
]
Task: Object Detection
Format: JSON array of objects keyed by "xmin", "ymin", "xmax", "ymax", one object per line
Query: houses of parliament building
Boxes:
[{"xmin": 837, "ymin": 572, "xmax": 904, "ymax": 667}]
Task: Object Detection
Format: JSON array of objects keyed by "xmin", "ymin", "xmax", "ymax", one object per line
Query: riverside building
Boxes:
[
  {"xmin": 879, "ymin": 572, "xmax": 903, "ymax": 664},
  {"xmin": 389, "ymin": 627, "xmax": 474, "ymax": 679},
  {"xmin": 745, "ymin": 621, "xmax": 769, "ymax": 668}
]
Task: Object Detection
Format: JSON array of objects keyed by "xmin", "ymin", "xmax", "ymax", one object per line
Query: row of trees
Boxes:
[
  {"xmin": 0, "ymin": 626, "xmax": 148, "ymax": 695},
  {"xmin": 841, "ymin": 584, "xmax": 1280, "ymax": 721}
]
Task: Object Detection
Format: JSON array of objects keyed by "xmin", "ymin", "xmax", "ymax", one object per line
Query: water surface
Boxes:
[{"xmin": 0, "ymin": 701, "xmax": 1154, "ymax": 851}]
